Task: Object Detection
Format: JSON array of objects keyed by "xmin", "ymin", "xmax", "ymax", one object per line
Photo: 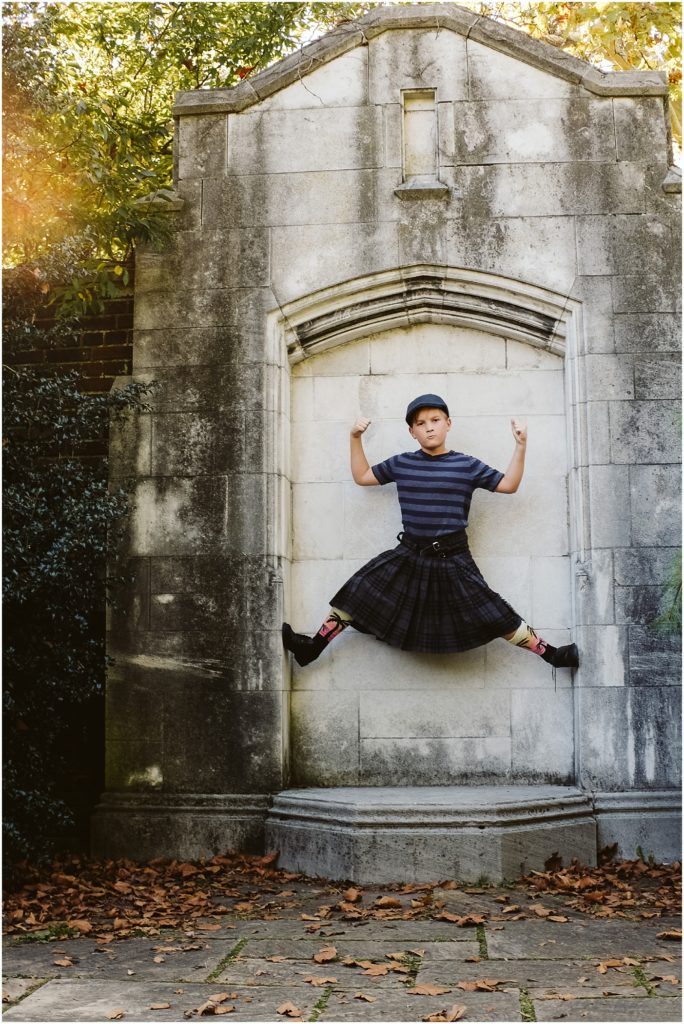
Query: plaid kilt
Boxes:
[{"xmin": 329, "ymin": 532, "xmax": 522, "ymax": 654}]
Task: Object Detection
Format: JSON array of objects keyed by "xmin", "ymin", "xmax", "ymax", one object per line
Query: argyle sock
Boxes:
[{"xmin": 504, "ymin": 620, "xmax": 557, "ymax": 663}]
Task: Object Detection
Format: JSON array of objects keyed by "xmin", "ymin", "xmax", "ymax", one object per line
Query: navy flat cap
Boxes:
[{"xmin": 405, "ymin": 393, "xmax": 450, "ymax": 425}]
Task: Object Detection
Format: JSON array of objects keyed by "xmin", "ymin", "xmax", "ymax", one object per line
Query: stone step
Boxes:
[{"xmin": 265, "ymin": 785, "xmax": 596, "ymax": 884}]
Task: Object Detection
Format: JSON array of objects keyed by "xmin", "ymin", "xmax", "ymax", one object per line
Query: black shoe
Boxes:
[
  {"xmin": 548, "ymin": 643, "xmax": 579, "ymax": 669},
  {"xmin": 282, "ymin": 623, "xmax": 326, "ymax": 667}
]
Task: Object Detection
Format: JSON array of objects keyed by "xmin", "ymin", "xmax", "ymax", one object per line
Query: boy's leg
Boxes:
[
  {"xmin": 282, "ymin": 608, "xmax": 353, "ymax": 667},
  {"xmin": 503, "ymin": 619, "xmax": 579, "ymax": 669}
]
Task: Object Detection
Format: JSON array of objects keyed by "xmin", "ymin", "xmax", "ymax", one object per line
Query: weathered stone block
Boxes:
[
  {"xmin": 511, "ymin": 689, "xmax": 574, "ymax": 781},
  {"xmin": 584, "ymin": 354, "xmax": 635, "ymax": 401},
  {"xmin": 150, "ymin": 412, "xmax": 244, "ymax": 476},
  {"xmin": 136, "ymin": 229, "xmax": 271, "ymax": 292},
  {"xmin": 569, "ymin": 276, "xmax": 616, "ymax": 353},
  {"xmin": 259, "ymin": 48, "xmax": 368, "ymax": 110},
  {"xmin": 361, "ymin": 736, "xmax": 512, "ymax": 784},
  {"xmin": 107, "ymin": 557, "xmax": 151, "ymax": 650},
  {"xmin": 575, "ymin": 215, "xmax": 614, "ymax": 275},
  {"xmin": 467, "ymin": 38, "xmax": 576, "ymax": 100},
  {"xmin": 397, "ymin": 207, "xmax": 448, "ymax": 266},
  {"xmin": 585, "ymin": 401, "xmax": 611, "ymax": 464},
  {"xmin": 613, "ymin": 97, "xmax": 670, "ymax": 164},
  {"xmin": 586, "ymin": 464, "xmax": 632, "ymax": 548},
  {"xmin": 628, "ymin": 624, "xmax": 682, "ymax": 687},
  {"xmin": 292, "ymin": 482, "xmax": 345, "ymax": 560},
  {"xmin": 614, "ymin": 313, "xmax": 682, "ymax": 353},
  {"xmin": 614, "ymin": 546, "xmax": 681, "ymax": 586},
  {"xmin": 630, "ymin": 464, "xmax": 684, "ymax": 548},
  {"xmin": 610, "ymin": 401, "xmax": 679, "ymax": 464},
  {"xmin": 368, "ymin": 28, "xmax": 469, "ymax": 104},
  {"xmin": 453, "ymin": 98, "xmax": 615, "ymax": 165},
  {"xmin": 270, "ymin": 221, "xmax": 400, "ymax": 304},
  {"xmin": 634, "ymin": 354, "xmax": 682, "ymax": 399},
  {"xmin": 290, "ymin": 691, "xmax": 360, "ymax": 786},
  {"xmin": 177, "ymin": 114, "xmax": 227, "ymax": 179},
  {"xmin": 574, "ymin": 624, "xmax": 628, "ymax": 687},
  {"xmin": 134, "ymin": 283, "xmax": 274, "ymax": 331},
  {"xmin": 294, "ymin": 339, "xmax": 371, "ymax": 379},
  {"xmin": 109, "ymin": 408, "xmax": 151, "ymax": 479},
  {"xmin": 227, "ymin": 106, "xmax": 384, "ymax": 176},
  {"xmin": 530, "ymin": 556, "xmax": 572, "ymax": 629},
  {"xmin": 129, "ymin": 476, "xmax": 227, "ymax": 556},
  {"xmin": 579, "ymin": 686, "xmax": 681, "ymax": 791},
  {"xmin": 359, "ymin": 689, "xmax": 510, "ymax": 739},
  {"xmin": 574, "ymin": 548, "xmax": 616, "ymax": 626},
  {"xmin": 612, "ymin": 274, "xmax": 681, "ymax": 314},
  {"xmin": 612, "ymin": 213, "xmax": 674, "ymax": 276},
  {"xmin": 445, "ymin": 215, "xmax": 577, "ymax": 293},
  {"xmin": 615, "ymin": 583, "xmax": 665, "ymax": 626},
  {"xmin": 459, "ymin": 162, "xmax": 646, "ymax": 218}
]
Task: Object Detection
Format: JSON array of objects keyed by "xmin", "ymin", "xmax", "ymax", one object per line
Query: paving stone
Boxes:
[
  {"xmin": 485, "ymin": 921, "xmax": 680, "ymax": 960},
  {"xmin": 533, "ymin": 994, "xmax": 682, "ymax": 1021},
  {"xmin": 235, "ymin": 937, "xmax": 481, "ymax": 962},
  {"xmin": 215, "ymin": 954, "xmax": 409, "ymax": 989},
  {"xmin": 2, "ymin": 936, "xmax": 236, "ymax": 982},
  {"xmin": 224, "ymin": 919, "xmax": 480, "ymax": 942},
  {"xmin": 1, "ymin": 979, "xmax": 320, "ymax": 1021},
  {"xmin": 318, "ymin": 987, "xmax": 522, "ymax": 1021},
  {"xmin": 415, "ymin": 958, "xmax": 648, "ymax": 997},
  {"xmin": 2, "ymin": 979, "xmax": 46, "ymax": 1004}
]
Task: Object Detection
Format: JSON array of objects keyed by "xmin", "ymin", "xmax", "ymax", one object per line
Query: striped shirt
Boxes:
[{"xmin": 371, "ymin": 450, "xmax": 503, "ymax": 538}]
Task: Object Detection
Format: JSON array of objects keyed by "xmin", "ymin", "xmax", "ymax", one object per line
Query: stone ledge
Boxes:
[{"xmin": 265, "ymin": 785, "xmax": 597, "ymax": 883}]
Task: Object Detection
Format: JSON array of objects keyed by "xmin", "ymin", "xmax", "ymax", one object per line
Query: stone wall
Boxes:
[{"xmin": 93, "ymin": 4, "xmax": 681, "ymax": 863}]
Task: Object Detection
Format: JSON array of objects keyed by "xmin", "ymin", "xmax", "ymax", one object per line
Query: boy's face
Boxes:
[{"xmin": 408, "ymin": 408, "xmax": 452, "ymax": 454}]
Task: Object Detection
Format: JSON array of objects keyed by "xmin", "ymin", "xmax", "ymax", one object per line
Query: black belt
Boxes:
[{"xmin": 397, "ymin": 530, "xmax": 468, "ymax": 558}]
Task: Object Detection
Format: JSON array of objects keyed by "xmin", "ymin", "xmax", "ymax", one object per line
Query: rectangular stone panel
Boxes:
[
  {"xmin": 134, "ymin": 284, "xmax": 274, "ymax": 332},
  {"xmin": 574, "ymin": 624, "xmax": 628, "ymax": 688},
  {"xmin": 177, "ymin": 113, "xmax": 227, "ymax": 179},
  {"xmin": 612, "ymin": 274, "xmax": 681, "ymax": 314},
  {"xmin": 369, "ymin": 28, "xmax": 469, "ymax": 104},
  {"xmin": 445, "ymin": 215, "xmax": 577, "ymax": 294},
  {"xmin": 613, "ymin": 96, "xmax": 671, "ymax": 164},
  {"xmin": 135, "ymin": 229, "xmax": 270, "ymax": 292},
  {"xmin": 628, "ymin": 624, "xmax": 682, "ymax": 687},
  {"xmin": 452, "ymin": 98, "xmax": 615, "ymax": 164},
  {"xmin": 614, "ymin": 546, "xmax": 681, "ymax": 586},
  {"xmin": 586, "ymin": 464, "xmax": 632, "ymax": 548},
  {"xmin": 634, "ymin": 354, "xmax": 682, "ymax": 399},
  {"xmin": 614, "ymin": 313, "xmax": 682, "ymax": 353},
  {"xmin": 150, "ymin": 412, "xmax": 245, "ymax": 476},
  {"xmin": 361, "ymin": 736, "xmax": 512, "ymax": 784},
  {"xmin": 129, "ymin": 476, "xmax": 227, "ymax": 556},
  {"xmin": 612, "ymin": 396, "xmax": 680, "ymax": 470},
  {"xmin": 467, "ymin": 38, "xmax": 576, "ymax": 99},
  {"xmin": 630, "ymin": 465, "xmax": 681, "ymax": 546},
  {"xmin": 578, "ymin": 685, "xmax": 681, "ymax": 790},
  {"xmin": 459, "ymin": 161, "xmax": 647, "ymax": 218},
  {"xmin": 583, "ymin": 354, "xmax": 635, "ymax": 401},
  {"xmin": 290, "ymin": 691, "xmax": 360, "ymax": 786},
  {"xmin": 511, "ymin": 688, "xmax": 574, "ymax": 781},
  {"xmin": 359, "ymin": 689, "xmax": 511, "ymax": 739},
  {"xmin": 258, "ymin": 48, "xmax": 368, "ymax": 110},
  {"xmin": 227, "ymin": 106, "xmax": 384, "ymax": 175},
  {"xmin": 615, "ymin": 583, "xmax": 665, "ymax": 626}
]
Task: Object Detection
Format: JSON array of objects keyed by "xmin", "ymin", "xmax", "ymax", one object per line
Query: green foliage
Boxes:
[
  {"xmin": 3, "ymin": 276, "xmax": 156, "ymax": 869},
  {"xmin": 3, "ymin": 1, "xmax": 376, "ymax": 311}
]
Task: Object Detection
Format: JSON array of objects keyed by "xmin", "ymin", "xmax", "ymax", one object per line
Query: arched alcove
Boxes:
[{"xmin": 266, "ymin": 265, "xmax": 586, "ymax": 788}]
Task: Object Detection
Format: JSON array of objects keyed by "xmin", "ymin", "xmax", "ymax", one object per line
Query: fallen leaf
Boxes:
[
  {"xmin": 556, "ymin": 994, "xmax": 577, "ymax": 1001},
  {"xmin": 363, "ymin": 963, "xmax": 390, "ymax": 976},
  {"xmin": 267, "ymin": 956, "xmax": 288, "ymax": 963},
  {"xmin": 153, "ymin": 955, "xmax": 165, "ymax": 964},
  {"xmin": 300, "ymin": 914, "xmax": 319, "ymax": 921},
  {"xmin": 597, "ymin": 960, "xmax": 624, "ymax": 974},
  {"xmin": 650, "ymin": 974, "xmax": 680, "ymax": 985},
  {"xmin": 502, "ymin": 905, "xmax": 520, "ymax": 914},
  {"xmin": 107, "ymin": 1012, "xmax": 125, "ymax": 1021},
  {"xmin": 68, "ymin": 919, "xmax": 93, "ymax": 933},
  {"xmin": 127, "ymin": 970, "xmax": 135, "ymax": 976},
  {"xmin": 465, "ymin": 956, "xmax": 481, "ymax": 962},
  {"xmin": 374, "ymin": 896, "xmax": 402, "ymax": 908},
  {"xmin": 313, "ymin": 946, "xmax": 337, "ymax": 963},
  {"xmin": 343, "ymin": 888, "xmax": 361, "ymax": 902},
  {"xmin": 53, "ymin": 959, "xmax": 74, "ymax": 968},
  {"xmin": 354, "ymin": 992, "xmax": 376, "ymax": 1002},
  {"xmin": 409, "ymin": 983, "xmax": 452, "ymax": 995},
  {"xmin": 529, "ymin": 904, "xmax": 553, "ymax": 917},
  {"xmin": 422, "ymin": 1006, "xmax": 467, "ymax": 1023},
  {"xmin": 548, "ymin": 915, "xmax": 569, "ymax": 923},
  {"xmin": 197, "ymin": 923, "xmax": 222, "ymax": 932},
  {"xmin": 657, "ymin": 930, "xmax": 682, "ymax": 940},
  {"xmin": 150, "ymin": 1005, "xmax": 172, "ymax": 1011},
  {"xmin": 622, "ymin": 957, "xmax": 640, "ymax": 966},
  {"xmin": 276, "ymin": 1002, "xmax": 302, "ymax": 1017},
  {"xmin": 303, "ymin": 976, "xmax": 337, "ymax": 986}
]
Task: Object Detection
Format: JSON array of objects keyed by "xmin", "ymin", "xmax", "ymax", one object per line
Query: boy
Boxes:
[{"xmin": 282, "ymin": 393, "xmax": 579, "ymax": 672}]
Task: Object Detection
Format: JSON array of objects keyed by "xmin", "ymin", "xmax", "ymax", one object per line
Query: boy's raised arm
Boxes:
[
  {"xmin": 350, "ymin": 417, "xmax": 380, "ymax": 486},
  {"xmin": 495, "ymin": 418, "xmax": 527, "ymax": 493}
]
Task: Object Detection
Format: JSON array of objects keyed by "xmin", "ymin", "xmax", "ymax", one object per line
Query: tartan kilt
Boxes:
[{"xmin": 329, "ymin": 533, "xmax": 522, "ymax": 654}]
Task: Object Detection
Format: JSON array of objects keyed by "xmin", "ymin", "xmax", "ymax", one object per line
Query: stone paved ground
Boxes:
[{"xmin": 3, "ymin": 880, "xmax": 681, "ymax": 1023}]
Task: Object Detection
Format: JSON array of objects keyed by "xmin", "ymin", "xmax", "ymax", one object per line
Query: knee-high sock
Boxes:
[
  {"xmin": 505, "ymin": 620, "xmax": 557, "ymax": 663},
  {"xmin": 316, "ymin": 607, "xmax": 353, "ymax": 645}
]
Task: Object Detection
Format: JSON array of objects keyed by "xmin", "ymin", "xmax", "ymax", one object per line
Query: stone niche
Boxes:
[{"xmin": 92, "ymin": 3, "xmax": 681, "ymax": 879}]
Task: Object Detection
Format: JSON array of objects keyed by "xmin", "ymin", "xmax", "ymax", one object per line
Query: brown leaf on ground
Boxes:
[
  {"xmin": 422, "ymin": 1006, "xmax": 467, "ymax": 1022},
  {"xmin": 312, "ymin": 946, "xmax": 337, "ymax": 963},
  {"xmin": 363, "ymin": 963, "xmax": 391, "ymax": 976},
  {"xmin": 343, "ymin": 887, "xmax": 361, "ymax": 902},
  {"xmin": 68, "ymin": 919, "xmax": 93, "ymax": 933},
  {"xmin": 53, "ymin": 958, "xmax": 74, "ymax": 968},
  {"xmin": 354, "ymin": 992, "xmax": 376, "ymax": 1002},
  {"xmin": 657, "ymin": 929, "xmax": 681, "ymax": 940},
  {"xmin": 597, "ymin": 960, "xmax": 625, "ymax": 974},
  {"xmin": 409, "ymin": 983, "xmax": 452, "ymax": 996},
  {"xmin": 149, "ymin": 1004, "xmax": 172, "ymax": 1011},
  {"xmin": 529, "ymin": 904, "xmax": 553, "ymax": 917},
  {"xmin": 374, "ymin": 896, "xmax": 402, "ymax": 908},
  {"xmin": 303, "ymin": 976, "xmax": 337, "ymax": 986},
  {"xmin": 547, "ymin": 915, "xmax": 569, "ymax": 923},
  {"xmin": 276, "ymin": 1002, "xmax": 302, "ymax": 1017},
  {"xmin": 107, "ymin": 1012, "xmax": 125, "ymax": 1021},
  {"xmin": 650, "ymin": 974, "xmax": 680, "ymax": 985},
  {"xmin": 502, "ymin": 904, "xmax": 520, "ymax": 913}
]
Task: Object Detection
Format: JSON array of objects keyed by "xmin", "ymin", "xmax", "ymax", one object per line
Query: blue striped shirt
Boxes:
[{"xmin": 371, "ymin": 450, "xmax": 503, "ymax": 538}]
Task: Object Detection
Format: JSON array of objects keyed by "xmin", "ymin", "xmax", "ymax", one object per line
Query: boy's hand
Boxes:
[
  {"xmin": 351, "ymin": 417, "xmax": 371, "ymax": 437},
  {"xmin": 511, "ymin": 418, "xmax": 527, "ymax": 446}
]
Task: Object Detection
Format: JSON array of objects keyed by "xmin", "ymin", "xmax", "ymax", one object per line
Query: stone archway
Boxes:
[{"xmin": 266, "ymin": 264, "xmax": 587, "ymax": 786}]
